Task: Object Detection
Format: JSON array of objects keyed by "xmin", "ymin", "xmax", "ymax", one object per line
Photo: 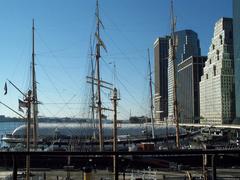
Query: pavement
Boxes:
[{"xmin": 0, "ymin": 168, "xmax": 240, "ymax": 179}]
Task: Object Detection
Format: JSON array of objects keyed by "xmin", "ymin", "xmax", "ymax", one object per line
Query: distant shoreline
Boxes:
[{"xmin": 0, "ymin": 116, "xmax": 89, "ymax": 123}]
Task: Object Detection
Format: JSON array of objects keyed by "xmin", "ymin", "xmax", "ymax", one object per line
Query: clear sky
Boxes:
[{"xmin": 0, "ymin": 0, "xmax": 232, "ymax": 119}]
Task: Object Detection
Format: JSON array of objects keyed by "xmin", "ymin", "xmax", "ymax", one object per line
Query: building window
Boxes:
[
  {"xmin": 219, "ymin": 35, "xmax": 223, "ymax": 45},
  {"xmin": 206, "ymin": 74, "xmax": 208, "ymax": 79},
  {"xmin": 212, "ymin": 44, "xmax": 215, "ymax": 50},
  {"xmin": 209, "ymin": 59, "xmax": 211, "ymax": 64},
  {"xmin": 185, "ymin": 35, "xmax": 188, "ymax": 44},
  {"xmin": 216, "ymin": 50, "xmax": 220, "ymax": 60},
  {"xmin": 213, "ymin": 65, "xmax": 216, "ymax": 76},
  {"xmin": 229, "ymin": 31, "xmax": 233, "ymax": 39}
]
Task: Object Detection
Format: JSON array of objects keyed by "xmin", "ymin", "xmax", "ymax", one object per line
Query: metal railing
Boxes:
[{"xmin": 0, "ymin": 149, "xmax": 240, "ymax": 180}]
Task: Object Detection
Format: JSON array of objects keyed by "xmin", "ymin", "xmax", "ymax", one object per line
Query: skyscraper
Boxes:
[
  {"xmin": 200, "ymin": 18, "xmax": 235, "ymax": 125},
  {"xmin": 154, "ymin": 36, "xmax": 170, "ymax": 122},
  {"xmin": 233, "ymin": 0, "xmax": 240, "ymax": 121},
  {"xmin": 168, "ymin": 30, "xmax": 201, "ymax": 118},
  {"xmin": 178, "ymin": 56, "xmax": 207, "ymax": 124}
]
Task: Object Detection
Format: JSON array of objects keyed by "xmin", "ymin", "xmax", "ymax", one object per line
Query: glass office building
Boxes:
[
  {"xmin": 168, "ymin": 30, "xmax": 201, "ymax": 118},
  {"xmin": 178, "ymin": 56, "xmax": 206, "ymax": 124},
  {"xmin": 154, "ymin": 37, "xmax": 170, "ymax": 122}
]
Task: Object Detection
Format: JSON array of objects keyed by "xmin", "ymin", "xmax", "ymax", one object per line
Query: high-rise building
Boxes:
[
  {"xmin": 200, "ymin": 18, "xmax": 235, "ymax": 125},
  {"xmin": 154, "ymin": 36, "xmax": 170, "ymax": 122},
  {"xmin": 168, "ymin": 30, "xmax": 201, "ymax": 118},
  {"xmin": 233, "ymin": 0, "xmax": 240, "ymax": 121},
  {"xmin": 178, "ymin": 56, "xmax": 207, "ymax": 124}
]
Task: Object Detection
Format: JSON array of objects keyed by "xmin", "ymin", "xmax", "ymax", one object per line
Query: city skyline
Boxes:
[{"xmin": 0, "ymin": 0, "xmax": 232, "ymax": 119}]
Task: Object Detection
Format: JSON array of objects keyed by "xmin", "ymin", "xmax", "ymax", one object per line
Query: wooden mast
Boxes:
[
  {"xmin": 90, "ymin": 40, "xmax": 95, "ymax": 130},
  {"xmin": 148, "ymin": 48, "xmax": 155, "ymax": 139},
  {"xmin": 170, "ymin": 0, "xmax": 180, "ymax": 149},
  {"xmin": 32, "ymin": 19, "xmax": 38, "ymax": 150},
  {"xmin": 95, "ymin": 0, "xmax": 104, "ymax": 151},
  {"xmin": 26, "ymin": 19, "xmax": 38, "ymax": 180},
  {"xmin": 111, "ymin": 88, "xmax": 120, "ymax": 180},
  {"xmin": 26, "ymin": 90, "xmax": 32, "ymax": 180}
]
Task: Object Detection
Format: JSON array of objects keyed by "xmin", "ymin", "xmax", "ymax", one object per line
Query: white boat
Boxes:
[{"xmin": 2, "ymin": 123, "xmax": 187, "ymax": 145}]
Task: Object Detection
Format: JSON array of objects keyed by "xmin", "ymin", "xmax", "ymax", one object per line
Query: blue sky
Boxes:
[{"xmin": 0, "ymin": 0, "xmax": 232, "ymax": 119}]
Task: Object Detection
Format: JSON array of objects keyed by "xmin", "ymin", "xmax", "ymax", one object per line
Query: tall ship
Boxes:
[{"xmin": 1, "ymin": 0, "xmax": 189, "ymax": 152}]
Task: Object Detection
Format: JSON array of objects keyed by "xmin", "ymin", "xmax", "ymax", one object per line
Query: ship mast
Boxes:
[
  {"xmin": 170, "ymin": 0, "xmax": 180, "ymax": 149},
  {"xmin": 32, "ymin": 19, "xmax": 38, "ymax": 150},
  {"xmin": 96, "ymin": 0, "xmax": 103, "ymax": 151},
  {"xmin": 90, "ymin": 37, "xmax": 96, "ymax": 136},
  {"xmin": 148, "ymin": 49, "xmax": 155, "ymax": 139}
]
